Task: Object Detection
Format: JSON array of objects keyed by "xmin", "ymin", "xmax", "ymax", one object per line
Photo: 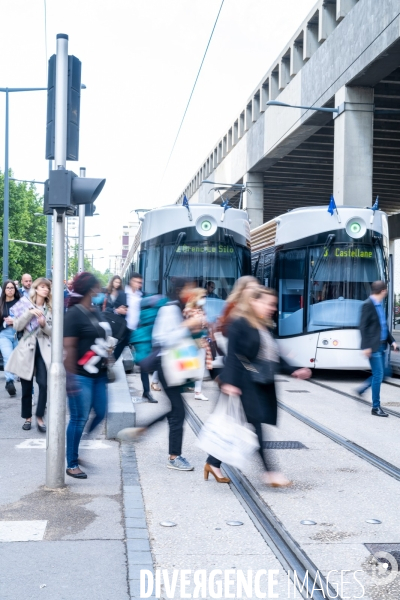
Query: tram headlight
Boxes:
[
  {"xmin": 196, "ymin": 215, "xmax": 218, "ymax": 237},
  {"xmin": 201, "ymin": 220, "xmax": 212, "ymax": 232},
  {"xmin": 345, "ymin": 217, "xmax": 366, "ymax": 239}
]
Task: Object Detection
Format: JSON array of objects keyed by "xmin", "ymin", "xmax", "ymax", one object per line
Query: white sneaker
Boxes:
[{"xmin": 194, "ymin": 393, "xmax": 208, "ymax": 401}]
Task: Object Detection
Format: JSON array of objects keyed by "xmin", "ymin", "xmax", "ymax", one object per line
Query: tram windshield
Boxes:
[
  {"xmin": 143, "ymin": 240, "xmax": 251, "ymax": 322},
  {"xmin": 277, "ymin": 243, "xmax": 386, "ymax": 336}
]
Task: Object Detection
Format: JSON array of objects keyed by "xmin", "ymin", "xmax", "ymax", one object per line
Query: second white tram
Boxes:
[{"xmin": 251, "ymin": 206, "xmax": 390, "ymax": 369}]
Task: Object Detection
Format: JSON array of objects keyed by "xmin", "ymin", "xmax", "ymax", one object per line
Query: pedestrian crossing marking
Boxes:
[
  {"xmin": 15, "ymin": 439, "xmax": 113, "ymax": 449},
  {"xmin": 0, "ymin": 520, "xmax": 47, "ymax": 542}
]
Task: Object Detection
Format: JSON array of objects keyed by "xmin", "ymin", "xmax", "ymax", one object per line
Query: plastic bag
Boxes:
[
  {"xmin": 161, "ymin": 337, "xmax": 203, "ymax": 387},
  {"xmin": 196, "ymin": 393, "xmax": 259, "ymax": 470}
]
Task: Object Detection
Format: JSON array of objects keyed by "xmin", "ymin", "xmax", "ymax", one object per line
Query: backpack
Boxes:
[{"xmin": 130, "ymin": 295, "xmax": 167, "ymax": 364}]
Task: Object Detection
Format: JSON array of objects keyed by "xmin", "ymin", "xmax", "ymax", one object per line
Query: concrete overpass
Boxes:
[{"xmin": 177, "ymin": 0, "xmax": 400, "ymax": 230}]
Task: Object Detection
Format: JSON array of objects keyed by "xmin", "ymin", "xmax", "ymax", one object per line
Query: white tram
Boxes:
[
  {"xmin": 251, "ymin": 206, "xmax": 390, "ymax": 369},
  {"xmin": 121, "ymin": 203, "xmax": 252, "ymax": 320}
]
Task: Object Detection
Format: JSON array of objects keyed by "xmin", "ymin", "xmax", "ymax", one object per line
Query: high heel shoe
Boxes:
[{"xmin": 204, "ymin": 463, "xmax": 230, "ymax": 483}]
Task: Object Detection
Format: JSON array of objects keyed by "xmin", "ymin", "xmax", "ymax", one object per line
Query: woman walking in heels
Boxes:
[
  {"xmin": 205, "ymin": 287, "xmax": 311, "ymax": 487},
  {"xmin": 6, "ymin": 278, "xmax": 52, "ymax": 432}
]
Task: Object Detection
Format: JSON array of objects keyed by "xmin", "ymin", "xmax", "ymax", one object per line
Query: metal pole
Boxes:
[
  {"xmin": 3, "ymin": 89, "xmax": 9, "ymax": 281},
  {"xmin": 46, "ymin": 161, "xmax": 53, "ymax": 279},
  {"xmin": 46, "ymin": 33, "xmax": 68, "ymax": 489},
  {"xmin": 78, "ymin": 167, "xmax": 86, "ymax": 272}
]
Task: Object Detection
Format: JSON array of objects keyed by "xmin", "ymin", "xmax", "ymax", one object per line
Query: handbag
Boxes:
[
  {"xmin": 236, "ymin": 354, "xmax": 276, "ymax": 385},
  {"xmin": 161, "ymin": 337, "xmax": 203, "ymax": 387},
  {"xmin": 196, "ymin": 393, "xmax": 259, "ymax": 470},
  {"xmin": 76, "ymin": 305, "xmax": 114, "ymax": 382}
]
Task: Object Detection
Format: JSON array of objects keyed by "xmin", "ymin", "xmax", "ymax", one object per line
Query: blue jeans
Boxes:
[
  {"xmin": 0, "ymin": 327, "xmax": 18, "ymax": 381},
  {"xmin": 66, "ymin": 374, "xmax": 108, "ymax": 469},
  {"xmin": 361, "ymin": 344, "xmax": 386, "ymax": 409}
]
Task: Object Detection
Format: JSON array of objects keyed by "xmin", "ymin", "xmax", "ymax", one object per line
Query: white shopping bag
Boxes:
[
  {"xmin": 161, "ymin": 337, "xmax": 203, "ymax": 387},
  {"xmin": 197, "ymin": 393, "xmax": 259, "ymax": 470}
]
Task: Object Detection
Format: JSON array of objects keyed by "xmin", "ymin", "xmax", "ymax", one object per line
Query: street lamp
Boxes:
[
  {"xmin": 0, "ymin": 87, "xmax": 48, "ymax": 282},
  {"xmin": 266, "ymin": 100, "xmax": 343, "ymax": 114}
]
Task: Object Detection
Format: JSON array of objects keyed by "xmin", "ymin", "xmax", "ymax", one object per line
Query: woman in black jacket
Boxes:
[{"xmin": 206, "ymin": 287, "xmax": 311, "ymax": 487}]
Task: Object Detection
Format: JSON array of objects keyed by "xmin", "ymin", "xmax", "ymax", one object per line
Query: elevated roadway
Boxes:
[{"xmin": 177, "ymin": 0, "xmax": 400, "ymax": 230}]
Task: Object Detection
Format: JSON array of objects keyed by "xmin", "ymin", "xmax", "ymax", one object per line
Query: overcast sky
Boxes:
[{"xmin": 0, "ymin": 0, "xmax": 317, "ymax": 272}]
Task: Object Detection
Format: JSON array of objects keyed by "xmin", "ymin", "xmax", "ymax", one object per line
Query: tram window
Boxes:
[
  {"xmin": 143, "ymin": 246, "xmax": 160, "ymax": 294},
  {"xmin": 307, "ymin": 243, "xmax": 384, "ymax": 331},
  {"xmin": 276, "ymin": 249, "xmax": 306, "ymax": 336},
  {"xmin": 162, "ymin": 242, "xmax": 248, "ymax": 309}
]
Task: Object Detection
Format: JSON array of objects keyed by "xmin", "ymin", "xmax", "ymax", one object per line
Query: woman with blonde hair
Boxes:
[
  {"xmin": 217, "ymin": 275, "xmax": 259, "ymax": 336},
  {"xmin": 205, "ymin": 286, "xmax": 311, "ymax": 487},
  {"xmin": 6, "ymin": 277, "xmax": 52, "ymax": 432}
]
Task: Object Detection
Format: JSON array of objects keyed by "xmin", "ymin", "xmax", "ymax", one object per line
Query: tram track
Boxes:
[
  {"xmin": 277, "ymin": 400, "xmax": 400, "ymax": 481},
  {"xmin": 307, "ymin": 378, "xmax": 400, "ymax": 418},
  {"xmin": 183, "ymin": 398, "xmax": 340, "ymax": 600}
]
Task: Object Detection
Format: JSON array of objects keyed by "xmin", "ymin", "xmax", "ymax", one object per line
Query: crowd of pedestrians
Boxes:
[{"xmin": 1, "ymin": 268, "xmax": 394, "ymax": 484}]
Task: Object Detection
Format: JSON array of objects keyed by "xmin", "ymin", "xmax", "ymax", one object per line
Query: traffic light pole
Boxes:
[
  {"xmin": 46, "ymin": 33, "xmax": 68, "ymax": 489},
  {"xmin": 78, "ymin": 167, "xmax": 86, "ymax": 272}
]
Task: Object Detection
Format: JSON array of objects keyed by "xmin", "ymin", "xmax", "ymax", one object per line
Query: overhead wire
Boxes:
[{"xmin": 160, "ymin": 0, "xmax": 225, "ymax": 183}]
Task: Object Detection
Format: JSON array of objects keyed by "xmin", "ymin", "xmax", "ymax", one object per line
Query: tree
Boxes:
[
  {"xmin": 0, "ymin": 171, "xmax": 47, "ymax": 280},
  {"xmin": 68, "ymin": 244, "xmax": 112, "ymax": 287}
]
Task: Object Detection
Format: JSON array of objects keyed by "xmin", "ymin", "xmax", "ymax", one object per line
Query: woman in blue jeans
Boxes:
[
  {"xmin": 64, "ymin": 273, "xmax": 108, "ymax": 479},
  {"xmin": 0, "ymin": 281, "xmax": 20, "ymax": 396}
]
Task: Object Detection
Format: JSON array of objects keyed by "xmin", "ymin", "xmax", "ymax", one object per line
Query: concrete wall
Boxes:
[{"xmin": 178, "ymin": 0, "xmax": 400, "ymax": 206}]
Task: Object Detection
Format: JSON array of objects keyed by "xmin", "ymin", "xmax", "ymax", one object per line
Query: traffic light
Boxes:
[
  {"xmin": 45, "ymin": 55, "xmax": 82, "ymax": 161},
  {"xmin": 85, "ymin": 203, "xmax": 96, "ymax": 217},
  {"xmin": 43, "ymin": 169, "xmax": 105, "ymax": 215}
]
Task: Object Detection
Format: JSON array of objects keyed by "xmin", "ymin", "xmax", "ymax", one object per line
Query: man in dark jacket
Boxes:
[{"xmin": 359, "ymin": 280, "xmax": 397, "ymax": 416}]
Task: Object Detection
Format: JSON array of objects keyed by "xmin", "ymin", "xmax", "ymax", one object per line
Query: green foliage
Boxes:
[
  {"xmin": 68, "ymin": 246, "xmax": 112, "ymax": 287},
  {"xmin": 0, "ymin": 171, "xmax": 47, "ymax": 280}
]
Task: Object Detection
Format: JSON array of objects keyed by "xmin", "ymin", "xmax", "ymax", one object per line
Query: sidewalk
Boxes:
[{"xmin": 0, "ymin": 372, "xmax": 131, "ymax": 600}]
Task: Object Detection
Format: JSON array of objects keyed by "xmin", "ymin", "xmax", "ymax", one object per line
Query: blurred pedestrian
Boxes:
[
  {"xmin": 19, "ymin": 273, "xmax": 32, "ymax": 298},
  {"xmin": 6, "ymin": 278, "xmax": 52, "ymax": 432},
  {"xmin": 118, "ymin": 278, "xmax": 203, "ymax": 471},
  {"xmin": 64, "ymin": 272, "xmax": 108, "ymax": 479},
  {"xmin": 217, "ymin": 276, "xmax": 259, "ymax": 337},
  {"xmin": 184, "ymin": 288, "xmax": 209, "ymax": 401},
  {"xmin": 205, "ymin": 287, "xmax": 311, "ymax": 486},
  {"xmin": 0, "ymin": 280, "xmax": 20, "ymax": 396},
  {"xmin": 103, "ymin": 275, "xmax": 123, "ymax": 312},
  {"xmin": 358, "ymin": 280, "xmax": 397, "ymax": 416},
  {"xmin": 126, "ymin": 272, "xmax": 157, "ymax": 402}
]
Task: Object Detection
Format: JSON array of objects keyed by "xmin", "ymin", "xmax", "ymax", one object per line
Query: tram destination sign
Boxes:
[
  {"xmin": 177, "ymin": 244, "xmax": 234, "ymax": 254},
  {"xmin": 324, "ymin": 247, "xmax": 373, "ymax": 259}
]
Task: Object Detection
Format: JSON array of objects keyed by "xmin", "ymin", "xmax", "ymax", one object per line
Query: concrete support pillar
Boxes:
[
  {"xmin": 337, "ymin": 0, "xmax": 357, "ymax": 22},
  {"xmin": 333, "ymin": 86, "xmax": 374, "ymax": 207},
  {"xmin": 260, "ymin": 82, "xmax": 268, "ymax": 113},
  {"xmin": 290, "ymin": 43, "xmax": 303, "ymax": 77},
  {"xmin": 279, "ymin": 57, "xmax": 290, "ymax": 91},
  {"xmin": 318, "ymin": 2, "xmax": 337, "ymax": 42},
  {"xmin": 270, "ymin": 71, "xmax": 279, "ymax": 100},
  {"xmin": 243, "ymin": 172, "xmax": 263, "ymax": 230},
  {"xmin": 303, "ymin": 24, "xmax": 319, "ymax": 61}
]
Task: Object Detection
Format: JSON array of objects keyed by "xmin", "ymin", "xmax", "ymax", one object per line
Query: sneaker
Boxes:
[
  {"xmin": 167, "ymin": 456, "xmax": 194, "ymax": 471},
  {"xmin": 194, "ymin": 393, "xmax": 208, "ymax": 401},
  {"xmin": 5, "ymin": 380, "xmax": 16, "ymax": 397}
]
